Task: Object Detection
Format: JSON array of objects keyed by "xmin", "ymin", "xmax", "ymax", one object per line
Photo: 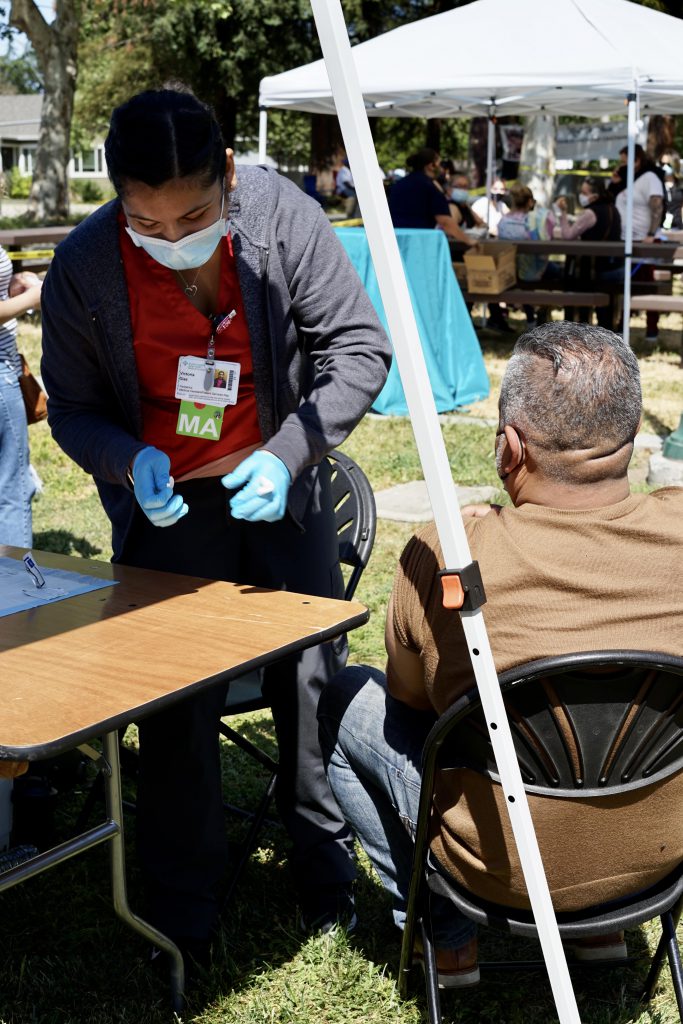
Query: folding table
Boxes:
[{"xmin": 0, "ymin": 546, "xmax": 368, "ymax": 1009}]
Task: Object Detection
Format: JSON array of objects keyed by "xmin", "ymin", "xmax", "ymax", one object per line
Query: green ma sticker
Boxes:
[{"xmin": 176, "ymin": 401, "xmax": 224, "ymax": 441}]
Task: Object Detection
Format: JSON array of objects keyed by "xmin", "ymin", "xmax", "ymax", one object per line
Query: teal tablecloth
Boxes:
[{"xmin": 336, "ymin": 227, "xmax": 489, "ymax": 415}]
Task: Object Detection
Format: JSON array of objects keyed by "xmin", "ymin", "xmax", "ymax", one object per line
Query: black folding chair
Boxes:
[
  {"xmin": 399, "ymin": 650, "xmax": 683, "ymax": 1024},
  {"xmin": 220, "ymin": 449, "xmax": 377, "ymax": 905}
]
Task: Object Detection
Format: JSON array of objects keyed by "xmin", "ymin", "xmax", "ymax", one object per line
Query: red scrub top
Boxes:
[{"xmin": 119, "ymin": 215, "xmax": 262, "ymax": 479}]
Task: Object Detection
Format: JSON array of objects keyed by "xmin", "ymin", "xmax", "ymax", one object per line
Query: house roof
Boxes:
[{"xmin": 0, "ymin": 94, "xmax": 42, "ymax": 142}]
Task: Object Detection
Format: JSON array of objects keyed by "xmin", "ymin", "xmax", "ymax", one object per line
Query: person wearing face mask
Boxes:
[
  {"xmin": 448, "ymin": 174, "xmax": 487, "ymax": 235},
  {"xmin": 317, "ymin": 321, "xmax": 683, "ymax": 986},
  {"xmin": 389, "ymin": 148, "xmax": 477, "ymax": 246},
  {"xmin": 556, "ymin": 177, "xmax": 621, "ymax": 329},
  {"xmin": 471, "ymin": 179, "xmax": 509, "ymax": 237},
  {"xmin": 40, "ymin": 85, "xmax": 391, "ymax": 965}
]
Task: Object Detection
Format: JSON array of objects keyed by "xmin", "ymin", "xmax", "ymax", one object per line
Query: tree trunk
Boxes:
[
  {"xmin": 425, "ymin": 118, "xmax": 441, "ymax": 153},
  {"xmin": 518, "ymin": 114, "xmax": 556, "ymax": 207},
  {"xmin": 10, "ymin": 0, "xmax": 78, "ymax": 221},
  {"xmin": 647, "ymin": 115, "xmax": 675, "ymax": 163},
  {"xmin": 310, "ymin": 113, "xmax": 344, "ymax": 174}
]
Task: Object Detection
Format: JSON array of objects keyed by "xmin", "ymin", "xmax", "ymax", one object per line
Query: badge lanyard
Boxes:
[{"xmin": 203, "ymin": 310, "xmax": 236, "ymax": 391}]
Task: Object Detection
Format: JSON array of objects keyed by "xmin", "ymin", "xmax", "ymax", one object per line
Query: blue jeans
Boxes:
[
  {"xmin": 0, "ymin": 358, "xmax": 34, "ymax": 547},
  {"xmin": 318, "ymin": 665, "xmax": 475, "ymax": 949}
]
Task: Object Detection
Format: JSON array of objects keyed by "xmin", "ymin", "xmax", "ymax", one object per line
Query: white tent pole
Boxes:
[
  {"xmin": 622, "ymin": 91, "xmax": 637, "ymax": 347},
  {"xmin": 308, "ymin": 2, "xmax": 580, "ymax": 1022},
  {"xmin": 258, "ymin": 107, "xmax": 268, "ymax": 164},
  {"xmin": 485, "ymin": 104, "xmax": 496, "ymax": 230}
]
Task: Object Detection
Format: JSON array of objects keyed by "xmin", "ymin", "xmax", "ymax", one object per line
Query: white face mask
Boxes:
[
  {"xmin": 578, "ymin": 193, "xmax": 591, "ymax": 208},
  {"xmin": 125, "ymin": 189, "xmax": 228, "ymax": 271}
]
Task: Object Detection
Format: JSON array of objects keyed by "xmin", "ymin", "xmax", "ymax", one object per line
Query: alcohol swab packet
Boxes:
[{"xmin": 256, "ymin": 476, "xmax": 275, "ymax": 496}]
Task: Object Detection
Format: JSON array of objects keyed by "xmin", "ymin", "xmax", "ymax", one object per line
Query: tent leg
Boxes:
[
  {"xmin": 622, "ymin": 92, "xmax": 637, "ymax": 347},
  {"xmin": 258, "ymin": 107, "xmax": 268, "ymax": 164},
  {"xmin": 485, "ymin": 107, "xmax": 496, "ymax": 231}
]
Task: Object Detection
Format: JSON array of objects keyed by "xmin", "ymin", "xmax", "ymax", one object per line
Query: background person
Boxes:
[
  {"xmin": 471, "ymin": 177, "xmax": 509, "ymax": 236},
  {"xmin": 0, "ymin": 253, "xmax": 42, "ymax": 547},
  {"xmin": 448, "ymin": 172, "xmax": 486, "ymax": 233},
  {"xmin": 318, "ymin": 321, "xmax": 683, "ymax": 987},
  {"xmin": 388, "ymin": 148, "xmax": 476, "ymax": 247},
  {"xmin": 611, "ymin": 144, "xmax": 665, "ymax": 343},
  {"xmin": 498, "ymin": 184, "xmax": 558, "ymax": 325},
  {"xmin": 556, "ymin": 176, "xmax": 621, "ymax": 329},
  {"xmin": 41, "ymin": 86, "xmax": 391, "ymax": 963},
  {"xmin": 335, "ymin": 155, "xmax": 359, "ymax": 219},
  {"xmin": 663, "ymin": 164, "xmax": 683, "ymax": 230}
]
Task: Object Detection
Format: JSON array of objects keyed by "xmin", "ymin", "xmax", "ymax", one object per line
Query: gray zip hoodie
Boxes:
[{"xmin": 41, "ymin": 165, "xmax": 391, "ymax": 558}]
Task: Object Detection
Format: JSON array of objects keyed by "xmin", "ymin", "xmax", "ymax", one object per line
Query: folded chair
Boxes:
[
  {"xmin": 400, "ymin": 650, "xmax": 683, "ymax": 1024},
  {"xmin": 220, "ymin": 448, "xmax": 377, "ymax": 905}
]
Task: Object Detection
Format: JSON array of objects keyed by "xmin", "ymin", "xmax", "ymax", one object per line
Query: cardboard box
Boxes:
[
  {"xmin": 463, "ymin": 242, "xmax": 517, "ymax": 294},
  {"xmin": 452, "ymin": 261, "xmax": 468, "ymax": 286}
]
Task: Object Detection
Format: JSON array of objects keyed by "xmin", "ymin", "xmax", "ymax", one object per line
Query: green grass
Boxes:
[{"xmin": 2, "ymin": 318, "xmax": 682, "ymax": 1023}]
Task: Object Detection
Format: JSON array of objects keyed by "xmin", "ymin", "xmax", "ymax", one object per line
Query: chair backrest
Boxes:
[
  {"xmin": 402, "ymin": 651, "xmax": 683, "ymax": 951},
  {"xmin": 326, "ymin": 449, "xmax": 377, "ymax": 602},
  {"xmin": 224, "ymin": 451, "xmax": 376, "ymax": 714},
  {"xmin": 425, "ymin": 650, "xmax": 683, "ymax": 799}
]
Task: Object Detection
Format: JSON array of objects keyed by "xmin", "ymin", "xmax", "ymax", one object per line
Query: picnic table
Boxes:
[
  {"xmin": 454, "ymin": 238, "xmax": 683, "ymax": 322},
  {"xmin": 0, "ymin": 226, "xmax": 74, "ymax": 271}
]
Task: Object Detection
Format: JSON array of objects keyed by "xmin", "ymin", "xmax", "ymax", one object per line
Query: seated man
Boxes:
[{"xmin": 318, "ymin": 320, "xmax": 683, "ymax": 987}]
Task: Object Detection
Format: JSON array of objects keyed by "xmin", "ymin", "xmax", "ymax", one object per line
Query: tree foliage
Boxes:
[
  {"xmin": 73, "ymin": 0, "xmax": 476, "ymax": 169},
  {"xmin": 19, "ymin": 0, "xmax": 683, "ymax": 193},
  {"xmin": 0, "ymin": 48, "xmax": 41, "ymax": 93}
]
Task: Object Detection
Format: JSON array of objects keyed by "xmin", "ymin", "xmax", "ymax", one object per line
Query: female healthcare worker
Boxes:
[{"xmin": 40, "ymin": 87, "xmax": 391, "ymax": 962}]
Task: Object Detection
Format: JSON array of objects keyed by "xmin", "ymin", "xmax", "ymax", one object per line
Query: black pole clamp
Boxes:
[{"xmin": 438, "ymin": 562, "xmax": 487, "ymax": 612}]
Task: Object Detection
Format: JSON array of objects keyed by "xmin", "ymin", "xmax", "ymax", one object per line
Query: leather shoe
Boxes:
[
  {"xmin": 565, "ymin": 931, "xmax": 627, "ymax": 961},
  {"xmin": 414, "ymin": 935, "xmax": 480, "ymax": 988}
]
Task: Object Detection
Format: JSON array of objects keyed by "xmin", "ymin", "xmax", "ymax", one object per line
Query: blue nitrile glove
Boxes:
[
  {"xmin": 221, "ymin": 450, "xmax": 291, "ymax": 523},
  {"xmin": 131, "ymin": 446, "xmax": 189, "ymax": 527}
]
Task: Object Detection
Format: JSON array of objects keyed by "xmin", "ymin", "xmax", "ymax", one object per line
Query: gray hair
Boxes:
[{"xmin": 499, "ymin": 322, "xmax": 641, "ymax": 480}]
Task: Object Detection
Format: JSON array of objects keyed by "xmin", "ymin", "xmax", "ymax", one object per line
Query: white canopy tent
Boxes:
[
  {"xmin": 260, "ymin": 0, "xmax": 683, "ymax": 344},
  {"xmin": 262, "ymin": 0, "xmax": 683, "ymax": 118}
]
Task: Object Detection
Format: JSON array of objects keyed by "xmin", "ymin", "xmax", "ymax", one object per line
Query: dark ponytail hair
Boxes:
[
  {"xmin": 584, "ymin": 176, "xmax": 613, "ymax": 203},
  {"xmin": 105, "ymin": 85, "xmax": 227, "ymax": 196}
]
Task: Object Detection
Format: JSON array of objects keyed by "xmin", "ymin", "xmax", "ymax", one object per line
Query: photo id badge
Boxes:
[
  {"xmin": 175, "ymin": 356, "xmax": 240, "ymax": 407},
  {"xmin": 176, "ymin": 401, "xmax": 224, "ymax": 442}
]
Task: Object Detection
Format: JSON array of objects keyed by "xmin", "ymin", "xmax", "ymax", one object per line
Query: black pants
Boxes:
[{"xmin": 119, "ymin": 464, "xmax": 355, "ymax": 940}]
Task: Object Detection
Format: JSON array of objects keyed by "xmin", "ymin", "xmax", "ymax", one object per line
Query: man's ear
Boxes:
[{"xmin": 501, "ymin": 424, "xmax": 525, "ymax": 475}]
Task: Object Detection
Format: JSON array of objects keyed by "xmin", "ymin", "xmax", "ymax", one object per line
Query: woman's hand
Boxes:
[
  {"xmin": 555, "ymin": 196, "xmax": 568, "ymax": 213},
  {"xmin": 130, "ymin": 446, "xmax": 188, "ymax": 526},
  {"xmin": 222, "ymin": 449, "xmax": 291, "ymax": 522}
]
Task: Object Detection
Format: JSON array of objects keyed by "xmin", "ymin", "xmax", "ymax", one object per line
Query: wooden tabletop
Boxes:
[
  {"xmin": 452, "ymin": 238, "xmax": 683, "ymax": 260},
  {"xmin": 0, "ymin": 226, "xmax": 73, "ymax": 247},
  {"xmin": 0, "ymin": 548, "xmax": 368, "ymax": 759}
]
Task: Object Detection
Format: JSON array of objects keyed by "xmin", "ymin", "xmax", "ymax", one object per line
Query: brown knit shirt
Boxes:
[{"xmin": 391, "ymin": 488, "xmax": 683, "ymax": 910}]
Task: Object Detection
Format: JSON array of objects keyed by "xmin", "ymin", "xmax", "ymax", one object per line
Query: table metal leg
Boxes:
[{"xmin": 102, "ymin": 731, "xmax": 185, "ymax": 1012}]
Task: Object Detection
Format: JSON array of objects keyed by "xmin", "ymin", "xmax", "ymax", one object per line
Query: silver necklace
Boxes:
[{"xmin": 176, "ymin": 267, "xmax": 202, "ymax": 297}]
